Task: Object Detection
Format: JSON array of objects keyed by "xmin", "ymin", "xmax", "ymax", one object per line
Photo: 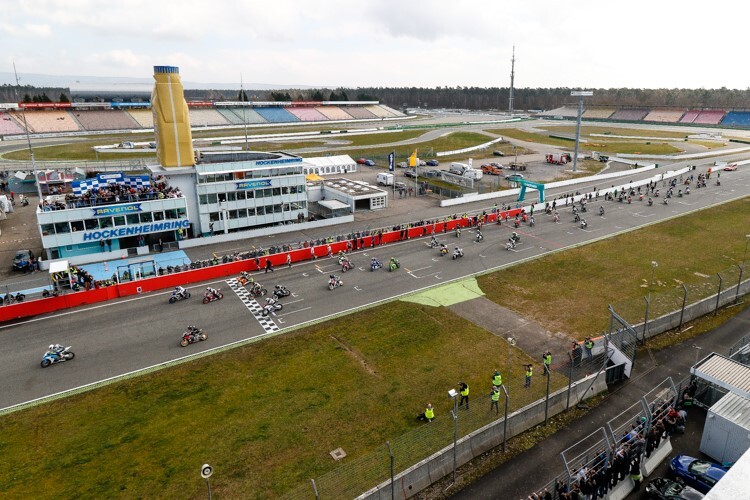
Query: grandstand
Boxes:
[
  {"xmin": 287, "ymin": 107, "xmax": 328, "ymax": 121},
  {"xmin": 544, "ymin": 106, "xmax": 580, "ymax": 117},
  {"xmin": 693, "ymin": 109, "xmax": 726, "ymax": 125},
  {"xmin": 127, "ymin": 108, "xmax": 154, "ymax": 128},
  {"xmin": 188, "ymin": 108, "xmax": 231, "ymax": 127},
  {"xmin": 582, "ymin": 107, "xmax": 615, "ymax": 119},
  {"xmin": 643, "ymin": 108, "xmax": 686, "ymax": 122},
  {"xmin": 679, "ymin": 110, "xmax": 701, "ymax": 123},
  {"xmin": 720, "ymin": 111, "xmax": 750, "ymax": 127},
  {"xmin": 315, "ymin": 106, "xmax": 353, "ymax": 120},
  {"xmin": 364, "ymin": 105, "xmax": 394, "ymax": 118},
  {"xmin": 72, "ymin": 109, "xmax": 140, "ymax": 131},
  {"xmin": 255, "ymin": 107, "xmax": 299, "ymax": 123},
  {"xmin": 608, "ymin": 108, "xmax": 649, "ymax": 121},
  {"xmin": 0, "ymin": 111, "xmax": 25, "ymax": 134},
  {"xmin": 11, "ymin": 109, "xmax": 80, "ymax": 133},
  {"xmin": 341, "ymin": 106, "xmax": 378, "ymax": 119}
]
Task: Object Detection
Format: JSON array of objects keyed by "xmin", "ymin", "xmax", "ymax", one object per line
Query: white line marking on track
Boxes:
[{"xmin": 277, "ymin": 306, "xmax": 312, "ymax": 317}]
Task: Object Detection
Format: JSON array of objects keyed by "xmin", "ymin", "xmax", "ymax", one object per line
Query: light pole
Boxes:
[
  {"xmin": 506, "ymin": 336, "xmax": 517, "ymax": 386},
  {"xmin": 570, "ymin": 91, "xmax": 593, "ymax": 173},
  {"xmin": 200, "ymin": 464, "xmax": 213, "ymax": 500},
  {"xmin": 743, "ymin": 234, "xmax": 750, "ymax": 268},
  {"xmin": 643, "ymin": 261, "xmax": 658, "ymax": 342}
]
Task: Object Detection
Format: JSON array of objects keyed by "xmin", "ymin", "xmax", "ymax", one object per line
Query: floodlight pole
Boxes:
[
  {"xmin": 13, "ymin": 62, "xmax": 44, "ymax": 201},
  {"xmin": 571, "ymin": 91, "xmax": 593, "ymax": 173}
]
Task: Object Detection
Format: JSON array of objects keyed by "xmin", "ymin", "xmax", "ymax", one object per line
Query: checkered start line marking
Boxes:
[{"xmin": 226, "ymin": 278, "xmax": 280, "ymax": 334}]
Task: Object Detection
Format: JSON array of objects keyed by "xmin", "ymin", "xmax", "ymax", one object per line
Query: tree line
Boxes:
[{"xmin": 2, "ymin": 83, "xmax": 750, "ymax": 111}]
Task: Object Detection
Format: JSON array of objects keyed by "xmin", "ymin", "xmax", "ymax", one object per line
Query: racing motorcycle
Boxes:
[
  {"xmin": 510, "ymin": 232, "xmax": 521, "ymax": 244},
  {"xmin": 370, "ymin": 259, "xmax": 383, "ymax": 271},
  {"xmin": 261, "ymin": 297, "xmax": 283, "ymax": 316},
  {"xmin": 505, "ymin": 239, "xmax": 516, "ymax": 251},
  {"xmin": 580, "ymin": 219, "xmax": 588, "ymax": 229},
  {"xmin": 202, "ymin": 289, "xmax": 224, "ymax": 304},
  {"xmin": 428, "ymin": 236, "xmax": 440, "ymax": 248},
  {"xmin": 169, "ymin": 288, "xmax": 191, "ymax": 304},
  {"xmin": 341, "ymin": 259, "xmax": 355, "ymax": 272},
  {"xmin": 388, "ymin": 258, "xmax": 400, "ymax": 272},
  {"xmin": 452, "ymin": 247, "xmax": 464, "ymax": 260},
  {"xmin": 41, "ymin": 346, "xmax": 74, "ymax": 368},
  {"xmin": 180, "ymin": 326, "xmax": 207, "ymax": 347},
  {"xmin": 237, "ymin": 271, "xmax": 252, "ymax": 286},
  {"xmin": 328, "ymin": 275, "xmax": 343, "ymax": 290},
  {"xmin": 475, "ymin": 231, "xmax": 484, "ymax": 242},
  {"xmin": 272, "ymin": 285, "xmax": 291, "ymax": 299},
  {"xmin": 248, "ymin": 282, "xmax": 268, "ymax": 298},
  {"xmin": 599, "ymin": 206, "xmax": 605, "ymax": 216},
  {"xmin": 439, "ymin": 245, "xmax": 449, "ymax": 257}
]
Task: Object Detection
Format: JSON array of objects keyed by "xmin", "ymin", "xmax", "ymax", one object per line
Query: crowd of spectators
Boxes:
[{"xmin": 39, "ymin": 176, "xmax": 182, "ymax": 211}]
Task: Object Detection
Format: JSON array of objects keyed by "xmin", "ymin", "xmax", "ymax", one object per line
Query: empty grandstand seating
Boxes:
[
  {"xmin": 287, "ymin": 107, "xmax": 328, "ymax": 121},
  {"xmin": 679, "ymin": 110, "xmax": 701, "ymax": 123},
  {"xmin": 609, "ymin": 109, "xmax": 649, "ymax": 121},
  {"xmin": 315, "ymin": 106, "xmax": 353, "ymax": 120},
  {"xmin": 11, "ymin": 110, "xmax": 80, "ymax": 133},
  {"xmin": 644, "ymin": 109, "xmax": 686, "ymax": 122},
  {"xmin": 341, "ymin": 106, "xmax": 378, "ymax": 119},
  {"xmin": 379, "ymin": 104, "xmax": 404, "ymax": 117},
  {"xmin": 255, "ymin": 107, "xmax": 299, "ymax": 123},
  {"xmin": 542, "ymin": 106, "xmax": 580, "ymax": 117},
  {"xmin": 0, "ymin": 111, "xmax": 25, "ymax": 135},
  {"xmin": 364, "ymin": 105, "xmax": 393, "ymax": 118},
  {"xmin": 73, "ymin": 110, "xmax": 140, "ymax": 131},
  {"xmin": 216, "ymin": 108, "xmax": 266, "ymax": 125},
  {"xmin": 581, "ymin": 107, "xmax": 616, "ymax": 119},
  {"xmin": 188, "ymin": 108, "xmax": 231, "ymax": 127},
  {"xmin": 720, "ymin": 111, "xmax": 750, "ymax": 127},
  {"xmin": 127, "ymin": 109, "xmax": 154, "ymax": 128},
  {"xmin": 693, "ymin": 109, "xmax": 726, "ymax": 125}
]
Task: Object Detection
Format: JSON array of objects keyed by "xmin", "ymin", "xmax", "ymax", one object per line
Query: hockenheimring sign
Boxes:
[{"xmin": 82, "ymin": 220, "xmax": 190, "ymax": 241}]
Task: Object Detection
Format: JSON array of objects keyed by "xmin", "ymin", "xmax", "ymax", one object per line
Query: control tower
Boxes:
[{"xmin": 152, "ymin": 65, "xmax": 194, "ymax": 168}]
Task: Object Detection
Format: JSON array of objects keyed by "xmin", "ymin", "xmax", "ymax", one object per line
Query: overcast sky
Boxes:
[{"xmin": 2, "ymin": 0, "xmax": 747, "ymax": 89}]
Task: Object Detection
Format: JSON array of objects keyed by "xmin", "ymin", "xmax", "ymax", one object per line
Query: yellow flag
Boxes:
[{"xmin": 409, "ymin": 149, "xmax": 418, "ymax": 167}]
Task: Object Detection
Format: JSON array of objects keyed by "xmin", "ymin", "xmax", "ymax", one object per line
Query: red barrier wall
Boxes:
[{"xmin": 1, "ymin": 209, "xmax": 526, "ymax": 322}]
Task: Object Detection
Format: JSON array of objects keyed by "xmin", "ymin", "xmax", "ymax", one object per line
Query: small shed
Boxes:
[{"xmin": 700, "ymin": 392, "xmax": 750, "ymax": 464}]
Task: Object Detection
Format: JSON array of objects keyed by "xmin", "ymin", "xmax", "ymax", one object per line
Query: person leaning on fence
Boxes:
[
  {"xmin": 584, "ymin": 337, "xmax": 594, "ymax": 361},
  {"xmin": 524, "ymin": 364, "xmax": 533, "ymax": 388},
  {"xmin": 417, "ymin": 403, "xmax": 435, "ymax": 422}
]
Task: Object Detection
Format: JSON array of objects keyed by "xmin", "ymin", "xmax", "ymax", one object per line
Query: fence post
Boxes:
[
  {"xmin": 566, "ymin": 352, "xmax": 574, "ymax": 411},
  {"xmin": 678, "ymin": 284, "xmax": 688, "ymax": 331},
  {"xmin": 386, "ymin": 441, "xmax": 394, "ymax": 500},
  {"xmin": 642, "ymin": 296, "xmax": 650, "ymax": 344},
  {"xmin": 736, "ymin": 264, "xmax": 744, "ymax": 303},
  {"xmin": 311, "ymin": 479, "xmax": 319, "ymax": 500},
  {"xmin": 544, "ymin": 370, "xmax": 551, "ymax": 426},
  {"xmin": 715, "ymin": 273, "xmax": 722, "ymax": 315},
  {"xmin": 502, "ymin": 385, "xmax": 510, "ymax": 453}
]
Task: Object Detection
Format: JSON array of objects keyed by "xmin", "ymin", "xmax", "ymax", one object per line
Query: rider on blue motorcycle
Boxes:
[{"xmin": 47, "ymin": 344, "xmax": 65, "ymax": 360}]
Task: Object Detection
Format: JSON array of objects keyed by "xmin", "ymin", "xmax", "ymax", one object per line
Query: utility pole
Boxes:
[
  {"xmin": 12, "ymin": 62, "xmax": 44, "ymax": 201},
  {"xmin": 508, "ymin": 46, "xmax": 516, "ymax": 115},
  {"xmin": 570, "ymin": 90, "xmax": 593, "ymax": 173}
]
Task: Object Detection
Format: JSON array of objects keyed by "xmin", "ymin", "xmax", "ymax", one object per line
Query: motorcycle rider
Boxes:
[
  {"xmin": 370, "ymin": 257, "xmax": 382, "ymax": 270},
  {"xmin": 389, "ymin": 257, "xmax": 400, "ymax": 269},
  {"xmin": 476, "ymin": 229, "xmax": 483, "ymax": 241},
  {"xmin": 580, "ymin": 219, "xmax": 588, "ymax": 229},
  {"xmin": 648, "ymin": 197, "xmax": 653, "ymax": 206},
  {"xmin": 173, "ymin": 285, "xmax": 187, "ymax": 298},
  {"xmin": 529, "ymin": 216, "xmax": 535, "ymax": 227},
  {"xmin": 47, "ymin": 343, "xmax": 65, "ymax": 360},
  {"xmin": 511, "ymin": 231, "xmax": 520, "ymax": 242},
  {"xmin": 453, "ymin": 246, "xmax": 463, "ymax": 258},
  {"xmin": 599, "ymin": 206, "xmax": 605, "ymax": 216},
  {"xmin": 329, "ymin": 274, "xmax": 341, "ymax": 287},
  {"xmin": 553, "ymin": 211, "xmax": 560, "ymax": 223},
  {"xmin": 440, "ymin": 243, "xmax": 448, "ymax": 255},
  {"xmin": 430, "ymin": 235, "xmax": 439, "ymax": 248},
  {"xmin": 205, "ymin": 287, "xmax": 219, "ymax": 299}
]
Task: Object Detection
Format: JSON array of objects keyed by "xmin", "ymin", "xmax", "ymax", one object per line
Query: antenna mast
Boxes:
[
  {"xmin": 241, "ymin": 74, "xmax": 249, "ymax": 151},
  {"xmin": 508, "ymin": 46, "xmax": 516, "ymax": 115},
  {"xmin": 12, "ymin": 62, "xmax": 43, "ymax": 200}
]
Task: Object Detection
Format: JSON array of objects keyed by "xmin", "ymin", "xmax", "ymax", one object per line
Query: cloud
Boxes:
[
  {"xmin": 84, "ymin": 49, "xmax": 144, "ymax": 68},
  {"xmin": 1, "ymin": 22, "xmax": 53, "ymax": 37}
]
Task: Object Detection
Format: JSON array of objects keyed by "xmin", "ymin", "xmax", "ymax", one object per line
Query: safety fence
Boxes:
[{"xmin": 728, "ymin": 333, "xmax": 750, "ymax": 366}]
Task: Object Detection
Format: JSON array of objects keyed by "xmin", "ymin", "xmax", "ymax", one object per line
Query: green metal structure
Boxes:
[{"xmin": 516, "ymin": 179, "xmax": 546, "ymax": 203}]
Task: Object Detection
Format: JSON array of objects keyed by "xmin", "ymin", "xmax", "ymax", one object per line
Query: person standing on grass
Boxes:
[
  {"xmin": 543, "ymin": 351, "xmax": 552, "ymax": 376},
  {"xmin": 492, "ymin": 370, "xmax": 503, "ymax": 389},
  {"xmin": 458, "ymin": 382, "xmax": 469, "ymax": 410},
  {"xmin": 490, "ymin": 386, "xmax": 500, "ymax": 414},
  {"xmin": 525, "ymin": 364, "xmax": 533, "ymax": 388}
]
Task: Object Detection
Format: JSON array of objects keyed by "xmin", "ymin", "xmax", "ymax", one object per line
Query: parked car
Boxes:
[
  {"xmin": 364, "ymin": 159, "xmax": 376, "ymax": 166},
  {"xmin": 12, "ymin": 249, "xmax": 34, "ymax": 271},
  {"xmin": 645, "ymin": 477, "xmax": 704, "ymax": 499},
  {"xmin": 493, "ymin": 150, "xmax": 505, "ymax": 157},
  {"xmin": 489, "ymin": 162, "xmax": 502, "ymax": 168},
  {"xmin": 723, "ymin": 163, "xmax": 737, "ymax": 171},
  {"xmin": 404, "ymin": 169, "xmax": 418, "ymax": 178},
  {"xmin": 504, "ymin": 173, "xmax": 525, "ymax": 182},
  {"xmin": 426, "ymin": 159, "xmax": 440, "ymax": 166},
  {"xmin": 668, "ymin": 455, "xmax": 727, "ymax": 494},
  {"xmin": 418, "ymin": 160, "xmax": 427, "ymax": 166},
  {"xmin": 481, "ymin": 164, "xmax": 503, "ymax": 175},
  {"xmin": 355, "ymin": 158, "xmax": 367, "ymax": 164},
  {"xmin": 397, "ymin": 161, "xmax": 407, "ymax": 168}
]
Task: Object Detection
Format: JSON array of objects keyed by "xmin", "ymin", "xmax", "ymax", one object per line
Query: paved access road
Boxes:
[{"xmin": 1, "ymin": 166, "xmax": 749, "ymax": 410}]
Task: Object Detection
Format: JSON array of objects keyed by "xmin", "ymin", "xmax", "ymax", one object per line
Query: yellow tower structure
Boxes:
[{"xmin": 151, "ymin": 65, "xmax": 194, "ymax": 168}]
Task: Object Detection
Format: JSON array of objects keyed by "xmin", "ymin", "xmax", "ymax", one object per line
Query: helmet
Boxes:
[
  {"xmin": 249, "ymin": 278, "xmax": 254, "ymax": 283},
  {"xmin": 49, "ymin": 344, "xmax": 54, "ymax": 350}
]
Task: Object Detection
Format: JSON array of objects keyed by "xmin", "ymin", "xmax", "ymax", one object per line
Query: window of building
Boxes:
[
  {"xmin": 84, "ymin": 219, "xmax": 98, "ymax": 230},
  {"xmin": 228, "ymin": 210, "xmax": 238, "ymax": 219},
  {"xmin": 235, "ymin": 191, "xmax": 246, "ymax": 201},
  {"xmin": 217, "ymin": 193, "xmax": 227, "ymax": 203},
  {"xmin": 273, "ymin": 204, "xmax": 282, "ymax": 214},
  {"xmin": 41, "ymin": 224, "xmax": 54, "ymax": 236},
  {"xmin": 272, "ymin": 188, "xmax": 281, "ymax": 196},
  {"xmin": 113, "ymin": 216, "xmax": 126, "ymax": 227},
  {"xmin": 235, "ymin": 171, "xmax": 245, "ymax": 180},
  {"xmin": 256, "ymin": 206, "xmax": 265, "ymax": 216},
  {"xmin": 206, "ymin": 193, "xmax": 218, "ymax": 204},
  {"xmin": 71, "ymin": 221, "xmax": 84, "ymax": 232},
  {"xmin": 199, "ymin": 194, "xmax": 209, "ymax": 204},
  {"xmin": 245, "ymin": 190, "xmax": 254, "ymax": 199},
  {"xmin": 177, "ymin": 208, "xmax": 187, "ymax": 218},
  {"xmin": 140, "ymin": 212, "xmax": 153, "ymax": 223},
  {"xmin": 99, "ymin": 217, "xmax": 114, "ymax": 229},
  {"xmin": 153, "ymin": 211, "xmax": 165, "ymax": 221},
  {"xmin": 54, "ymin": 222, "xmax": 70, "ymax": 234},
  {"xmin": 226, "ymin": 192, "xmax": 236, "ymax": 202},
  {"xmin": 164, "ymin": 209, "xmax": 177, "ymax": 220},
  {"xmin": 209, "ymin": 212, "xmax": 220, "ymax": 222},
  {"xmin": 237, "ymin": 208, "xmax": 247, "ymax": 218},
  {"xmin": 127, "ymin": 214, "xmax": 140, "ymax": 225},
  {"xmin": 246, "ymin": 207, "xmax": 256, "ymax": 217}
]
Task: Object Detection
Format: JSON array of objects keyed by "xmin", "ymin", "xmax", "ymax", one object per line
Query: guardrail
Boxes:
[{"xmin": 435, "ymin": 136, "xmax": 504, "ymax": 157}]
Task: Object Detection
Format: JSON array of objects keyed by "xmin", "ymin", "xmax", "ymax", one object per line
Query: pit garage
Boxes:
[{"xmin": 321, "ymin": 178, "xmax": 388, "ymax": 212}]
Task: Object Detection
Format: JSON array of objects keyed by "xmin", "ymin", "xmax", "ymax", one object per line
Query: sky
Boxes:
[{"xmin": 1, "ymin": 0, "xmax": 747, "ymax": 89}]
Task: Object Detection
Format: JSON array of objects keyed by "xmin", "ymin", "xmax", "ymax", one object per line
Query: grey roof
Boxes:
[
  {"xmin": 692, "ymin": 353, "xmax": 750, "ymax": 399},
  {"xmin": 709, "ymin": 392, "xmax": 750, "ymax": 428}
]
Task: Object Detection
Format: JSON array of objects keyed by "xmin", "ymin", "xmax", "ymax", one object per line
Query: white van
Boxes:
[
  {"xmin": 377, "ymin": 172, "xmax": 394, "ymax": 186},
  {"xmin": 464, "ymin": 169, "xmax": 483, "ymax": 180}
]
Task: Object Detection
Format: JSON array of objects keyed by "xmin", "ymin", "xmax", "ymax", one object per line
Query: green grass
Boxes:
[
  {"xmin": 0, "ymin": 302, "xmax": 559, "ymax": 499},
  {"xmin": 335, "ymin": 131, "xmax": 499, "ymax": 162},
  {"xmin": 3, "ymin": 141, "xmax": 157, "ymax": 161},
  {"xmin": 589, "ymin": 141, "xmax": 681, "ymax": 155},
  {"xmin": 487, "ymin": 128, "xmax": 575, "ymax": 148},
  {"xmin": 478, "ymin": 196, "xmax": 750, "ymax": 337},
  {"xmin": 540, "ymin": 125, "xmax": 691, "ymax": 139}
]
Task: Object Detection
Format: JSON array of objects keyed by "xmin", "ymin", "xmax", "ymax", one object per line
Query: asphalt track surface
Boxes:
[{"xmin": 1, "ymin": 165, "xmax": 749, "ymax": 410}]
